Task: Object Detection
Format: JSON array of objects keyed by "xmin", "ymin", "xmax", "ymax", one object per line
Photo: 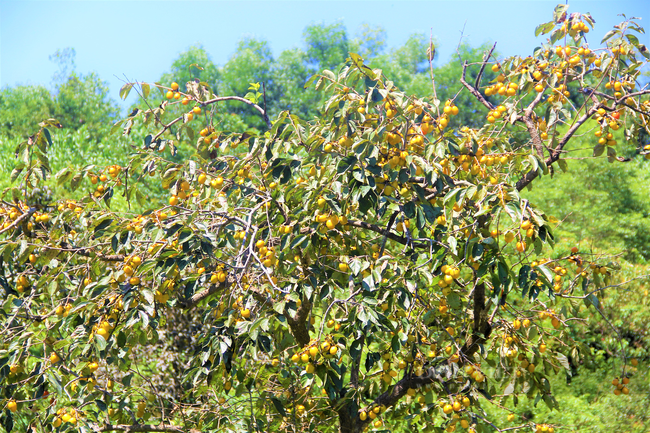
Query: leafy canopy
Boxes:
[{"xmin": 1, "ymin": 5, "xmax": 650, "ymax": 433}]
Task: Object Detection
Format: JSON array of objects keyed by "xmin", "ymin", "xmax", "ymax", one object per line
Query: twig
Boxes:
[
  {"xmin": 96, "ymin": 424, "xmax": 187, "ymax": 433},
  {"xmin": 152, "ymin": 95, "xmax": 271, "ymax": 142},
  {"xmin": 476, "ymin": 42, "xmax": 498, "ymax": 90}
]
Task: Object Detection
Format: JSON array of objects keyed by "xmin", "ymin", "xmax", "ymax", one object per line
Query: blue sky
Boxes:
[{"xmin": 1, "ymin": 0, "xmax": 647, "ymax": 111}]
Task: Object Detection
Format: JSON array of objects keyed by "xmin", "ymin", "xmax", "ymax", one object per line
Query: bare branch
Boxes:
[
  {"xmin": 475, "ymin": 42, "xmax": 498, "ymax": 89},
  {"xmin": 515, "ymin": 106, "xmax": 597, "ymax": 191},
  {"xmin": 97, "ymin": 424, "xmax": 190, "ymax": 433},
  {"xmin": 460, "ymin": 61, "xmax": 495, "ymax": 111}
]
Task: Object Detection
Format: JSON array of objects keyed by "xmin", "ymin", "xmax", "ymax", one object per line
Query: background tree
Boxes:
[
  {"xmin": 0, "ymin": 85, "xmax": 56, "ymax": 139},
  {"xmin": 158, "ymin": 44, "xmax": 220, "ymax": 93},
  {"xmin": 304, "ymin": 22, "xmax": 351, "ymax": 71},
  {"xmin": 352, "ymin": 24, "xmax": 388, "ymax": 60}
]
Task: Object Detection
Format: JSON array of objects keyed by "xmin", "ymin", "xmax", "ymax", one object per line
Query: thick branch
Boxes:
[
  {"xmin": 460, "ymin": 282, "xmax": 492, "ymax": 356},
  {"xmin": 515, "ymin": 107, "xmax": 596, "ymax": 191},
  {"xmin": 520, "ymin": 116, "xmax": 545, "ymax": 159},
  {"xmin": 286, "ymin": 296, "xmax": 312, "ymax": 347},
  {"xmin": 177, "ymin": 281, "xmax": 227, "ymax": 310},
  {"xmin": 350, "ymin": 334, "xmax": 365, "ymax": 388},
  {"xmin": 460, "ymin": 62, "xmax": 495, "ymax": 112}
]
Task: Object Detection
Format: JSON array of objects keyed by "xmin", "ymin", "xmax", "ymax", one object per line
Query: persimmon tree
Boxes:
[{"xmin": 2, "ymin": 5, "xmax": 650, "ymax": 433}]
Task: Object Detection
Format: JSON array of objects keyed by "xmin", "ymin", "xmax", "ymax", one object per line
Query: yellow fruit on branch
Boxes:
[{"xmin": 7, "ymin": 400, "xmax": 17, "ymax": 412}]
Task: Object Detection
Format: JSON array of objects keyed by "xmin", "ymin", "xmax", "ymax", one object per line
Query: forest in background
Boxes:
[{"xmin": 1, "ymin": 21, "xmax": 649, "ymax": 432}]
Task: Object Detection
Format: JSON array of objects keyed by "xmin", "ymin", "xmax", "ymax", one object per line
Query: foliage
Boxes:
[
  {"xmin": 523, "ymin": 141, "xmax": 650, "ymax": 261},
  {"xmin": 272, "ymin": 48, "xmax": 322, "ymax": 120},
  {"xmin": 1, "ymin": 5, "xmax": 650, "ymax": 433},
  {"xmin": 0, "ymin": 48, "xmax": 119, "ymax": 144},
  {"xmin": 54, "ymin": 72, "xmax": 121, "ymax": 139},
  {"xmin": 304, "ymin": 22, "xmax": 351, "ymax": 71},
  {"xmin": 368, "ymin": 33, "xmax": 433, "ymax": 96},
  {"xmin": 0, "ymin": 86, "xmax": 57, "ymax": 140},
  {"xmin": 158, "ymin": 44, "xmax": 220, "ymax": 93},
  {"xmin": 352, "ymin": 24, "xmax": 388, "ymax": 60}
]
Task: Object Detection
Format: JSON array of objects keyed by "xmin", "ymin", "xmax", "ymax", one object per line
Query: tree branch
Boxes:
[
  {"xmin": 460, "ymin": 63, "xmax": 495, "ymax": 112},
  {"xmin": 520, "ymin": 115, "xmax": 545, "ymax": 159},
  {"xmin": 475, "ymin": 42, "xmax": 497, "ymax": 90},
  {"xmin": 347, "ymin": 219, "xmax": 428, "ymax": 249},
  {"xmin": 0, "ymin": 207, "xmax": 36, "ymax": 235},
  {"xmin": 515, "ymin": 106, "xmax": 597, "ymax": 191},
  {"xmin": 152, "ymin": 95, "xmax": 271, "ymax": 142},
  {"xmin": 97, "ymin": 424, "xmax": 190, "ymax": 433},
  {"xmin": 286, "ymin": 295, "xmax": 313, "ymax": 347},
  {"xmin": 460, "ymin": 282, "xmax": 492, "ymax": 356},
  {"xmin": 177, "ymin": 280, "xmax": 228, "ymax": 310},
  {"xmin": 350, "ymin": 334, "xmax": 365, "ymax": 388}
]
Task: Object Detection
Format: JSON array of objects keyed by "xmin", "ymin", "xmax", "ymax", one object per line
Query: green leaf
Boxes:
[
  {"xmin": 593, "ymin": 144, "xmax": 604, "ymax": 157},
  {"xmin": 110, "ymin": 119, "xmax": 125, "ymax": 136},
  {"xmin": 638, "ymin": 44, "xmax": 650, "ymax": 60},
  {"xmin": 55, "ymin": 167, "xmax": 72, "ymax": 185},
  {"xmin": 43, "ymin": 128, "xmax": 53, "ymax": 147},
  {"xmin": 535, "ymin": 21, "xmax": 555, "ymax": 37},
  {"xmin": 119, "ymin": 83, "xmax": 133, "ymax": 100},
  {"xmin": 94, "ymin": 334, "xmax": 107, "ymax": 351},
  {"xmin": 556, "ymin": 353, "xmax": 571, "ymax": 373},
  {"xmin": 550, "ymin": 28, "xmax": 563, "ymax": 45},
  {"xmin": 584, "ymin": 293, "xmax": 600, "ymax": 310},
  {"xmin": 536, "ymin": 264, "xmax": 553, "ymax": 286},
  {"xmin": 322, "ymin": 70, "xmax": 336, "ymax": 82},
  {"xmin": 527, "ymin": 155, "xmax": 540, "ymax": 174},
  {"xmin": 271, "ymin": 397, "xmax": 286, "ymax": 416},
  {"xmin": 70, "ymin": 172, "xmax": 83, "ymax": 191},
  {"xmin": 606, "ymin": 146, "xmax": 617, "ymax": 162},
  {"xmin": 304, "ymin": 74, "xmax": 319, "ymax": 89},
  {"xmin": 273, "ymin": 301, "xmax": 286, "ymax": 315},
  {"xmin": 95, "ymin": 400, "xmax": 107, "ymax": 412},
  {"xmin": 447, "ymin": 235, "xmax": 458, "ymax": 255},
  {"xmin": 601, "ymin": 30, "xmax": 618, "ymax": 44},
  {"xmin": 552, "ymin": 4, "xmax": 568, "ymax": 22},
  {"xmin": 141, "ymin": 83, "xmax": 150, "ymax": 99},
  {"xmin": 10, "ymin": 166, "xmax": 24, "ymax": 183},
  {"xmin": 290, "ymin": 235, "xmax": 309, "ymax": 249},
  {"xmin": 447, "ymin": 292, "xmax": 460, "ymax": 309}
]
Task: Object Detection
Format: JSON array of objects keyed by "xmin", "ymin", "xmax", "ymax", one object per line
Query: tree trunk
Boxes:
[{"xmin": 338, "ymin": 404, "xmax": 362, "ymax": 433}]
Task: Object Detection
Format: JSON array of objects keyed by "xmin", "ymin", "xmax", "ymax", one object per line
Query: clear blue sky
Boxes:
[{"xmin": 1, "ymin": 0, "xmax": 647, "ymax": 111}]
